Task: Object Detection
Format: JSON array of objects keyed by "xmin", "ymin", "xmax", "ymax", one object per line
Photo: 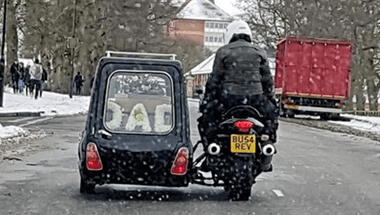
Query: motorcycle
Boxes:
[{"xmin": 192, "ymin": 105, "xmax": 276, "ymax": 201}]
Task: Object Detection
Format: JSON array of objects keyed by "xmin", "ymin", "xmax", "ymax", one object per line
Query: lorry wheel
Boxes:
[
  {"xmin": 286, "ymin": 111, "xmax": 295, "ymax": 118},
  {"xmin": 279, "ymin": 105, "xmax": 285, "ymax": 117},
  {"xmin": 80, "ymin": 178, "xmax": 95, "ymax": 194},
  {"xmin": 320, "ymin": 113, "xmax": 332, "ymax": 120}
]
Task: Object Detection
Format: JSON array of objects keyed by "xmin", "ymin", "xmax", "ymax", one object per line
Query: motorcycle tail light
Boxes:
[
  {"xmin": 171, "ymin": 147, "xmax": 189, "ymax": 175},
  {"xmin": 86, "ymin": 143, "xmax": 103, "ymax": 171},
  {"xmin": 234, "ymin": 120, "xmax": 253, "ymax": 132}
]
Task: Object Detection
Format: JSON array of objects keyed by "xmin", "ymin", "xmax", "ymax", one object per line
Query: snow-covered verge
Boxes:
[
  {"xmin": 332, "ymin": 114, "xmax": 380, "ymax": 133},
  {"xmin": 0, "ymin": 87, "xmax": 90, "ymax": 140},
  {"xmin": 0, "ymin": 130, "xmax": 47, "ymax": 161},
  {"xmin": 280, "ymin": 116, "xmax": 380, "ymax": 143},
  {"xmin": 0, "ymin": 87, "xmax": 90, "ymax": 116},
  {"xmin": 0, "ymin": 87, "xmax": 89, "ymax": 160}
]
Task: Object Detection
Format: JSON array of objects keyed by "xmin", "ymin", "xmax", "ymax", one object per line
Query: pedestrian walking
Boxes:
[
  {"xmin": 24, "ymin": 65, "xmax": 31, "ymax": 96},
  {"xmin": 40, "ymin": 67, "xmax": 49, "ymax": 97},
  {"xmin": 30, "ymin": 59, "xmax": 43, "ymax": 99},
  {"xmin": 10, "ymin": 61, "xmax": 20, "ymax": 94},
  {"xmin": 74, "ymin": 72, "xmax": 84, "ymax": 95},
  {"xmin": 18, "ymin": 62, "xmax": 25, "ymax": 93}
]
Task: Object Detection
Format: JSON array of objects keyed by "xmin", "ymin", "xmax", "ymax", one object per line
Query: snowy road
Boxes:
[{"xmin": 0, "ymin": 100, "xmax": 379, "ymax": 214}]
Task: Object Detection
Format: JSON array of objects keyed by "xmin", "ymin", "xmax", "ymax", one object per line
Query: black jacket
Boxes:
[
  {"xmin": 24, "ymin": 68, "xmax": 31, "ymax": 83},
  {"xmin": 74, "ymin": 74, "xmax": 83, "ymax": 86},
  {"xmin": 42, "ymin": 68, "xmax": 48, "ymax": 82},
  {"xmin": 204, "ymin": 39, "xmax": 274, "ymax": 101},
  {"xmin": 10, "ymin": 63, "xmax": 20, "ymax": 80}
]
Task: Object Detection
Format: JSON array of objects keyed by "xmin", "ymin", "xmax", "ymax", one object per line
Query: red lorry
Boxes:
[{"xmin": 275, "ymin": 37, "xmax": 354, "ymax": 119}]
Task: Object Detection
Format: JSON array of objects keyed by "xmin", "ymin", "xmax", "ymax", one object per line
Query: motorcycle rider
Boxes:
[{"xmin": 197, "ymin": 20, "xmax": 278, "ymax": 171}]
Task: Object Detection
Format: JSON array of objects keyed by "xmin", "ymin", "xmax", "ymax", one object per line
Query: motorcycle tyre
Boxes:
[
  {"xmin": 224, "ymin": 158, "xmax": 254, "ymax": 201},
  {"xmin": 225, "ymin": 185, "xmax": 252, "ymax": 201}
]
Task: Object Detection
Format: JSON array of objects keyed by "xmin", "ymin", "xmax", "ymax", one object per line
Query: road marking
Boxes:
[
  {"xmin": 273, "ymin": 189, "xmax": 284, "ymax": 197},
  {"xmin": 7, "ymin": 117, "xmax": 35, "ymax": 123},
  {"xmin": 19, "ymin": 117, "xmax": 53, "ymax": 127}
]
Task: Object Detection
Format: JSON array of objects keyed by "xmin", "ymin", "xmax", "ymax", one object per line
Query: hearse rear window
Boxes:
[{"xmin": 104, "ymin": 71, "xmax": 173, "ymax": 134}]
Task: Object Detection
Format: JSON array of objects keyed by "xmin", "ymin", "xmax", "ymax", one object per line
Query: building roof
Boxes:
[
  {"xmin": 186, "ymin": 54, "xmax": 215, "ymax": 76},
  {"xmin": 176, "ymin": 0, "xmax": 234, "ymax": 21}
]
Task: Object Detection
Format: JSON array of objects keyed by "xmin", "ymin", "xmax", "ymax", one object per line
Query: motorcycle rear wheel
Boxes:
[{"xmin": 225, "ymin": 185, "xmax": 252, "ymax": 201}]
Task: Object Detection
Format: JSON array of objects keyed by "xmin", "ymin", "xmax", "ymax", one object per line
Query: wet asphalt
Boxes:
[{"xmin": 0, "ymin": 100, "xmax": 379, "ymax": 215}]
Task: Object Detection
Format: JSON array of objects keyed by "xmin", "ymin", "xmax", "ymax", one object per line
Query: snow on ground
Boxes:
[
  {"xmin": 0, "ymin": 87, "xmax": 90, "ymax": 140},
  {"xmin": 330, "ymin": 114, "xmax": 380, "ymax": 133},
  {"xmin": 1, "ymin": 88, "xmax": 380, "ymax": 140},
  {"xmin": 0, "ymin": 124, "xmax": 29, "ymax": 140},
  {"xmin": 0, "ymin": 87, "xmax": 90, "ymax": 116}
]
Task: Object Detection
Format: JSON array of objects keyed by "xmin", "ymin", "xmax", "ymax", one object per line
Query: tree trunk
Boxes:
[
  {"xmin": 5, "ymin": 0, "xmax": 18, "ymax": 81},
  {"xmin": 366, "ymin": 78, "xmax": 379, "ymax": 111},
  {"xmin": 352, "ymin": 79, "xmax": 366, "ymax": 111}
]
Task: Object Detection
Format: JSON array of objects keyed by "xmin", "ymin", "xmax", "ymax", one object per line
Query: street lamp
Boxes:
[
  {"xmin": 0, "ymin": 0, "xmax": 7, "ymax": 107},
  {"xmin": 69, "ymin": 0, "xmax": 77, "ymax": 98}
]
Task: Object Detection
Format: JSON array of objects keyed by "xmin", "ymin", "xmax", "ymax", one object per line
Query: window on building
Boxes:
[
  {"xmin": 219, "ymin": 23, "xmax": 223, "ymax": 29},
  {"xmin": 206, "ymin": 23, "xmax": 209, "ymax": 28},
  {"xmin": 210, "ymin": 23, "xmax": 214, "ymax": 28},
  {"xmin": 219, "ymin": 37, "xmax": 223, "ymax": 43},
  {"xmin": 205, "ymin": 36, "xmax": 208, "ymax": 42},
  {"xmin": 224, "ymin": 23, "xmax": 228, "ymax": 28},
  {"xmin": 215, "ymin": 37, "xmax": 218, "ymax": 42},
  {"xmin": 209, "ymin": 37, "xmax": 213, "ymax": 42}
]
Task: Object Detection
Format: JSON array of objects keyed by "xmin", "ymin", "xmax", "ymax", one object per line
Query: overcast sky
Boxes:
[{"xmin": 175, "ymin": 0, "xmax": 243, "ymax": 16}]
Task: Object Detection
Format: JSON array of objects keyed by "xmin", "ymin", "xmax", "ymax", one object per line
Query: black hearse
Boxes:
[{"xmin": 78, "ymin": 51, "xmax": 192, "ymax": 193}]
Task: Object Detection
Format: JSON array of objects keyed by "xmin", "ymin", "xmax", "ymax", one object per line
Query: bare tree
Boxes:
[
  {"xmin": 5, "ymin": 0, "xmax": 20, "ymax": 82},
  {"xmin": 10, "ymin": 0, "xmax": 209, "ymax": 95}
]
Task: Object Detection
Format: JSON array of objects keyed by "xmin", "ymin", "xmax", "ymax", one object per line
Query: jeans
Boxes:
[{"xmin": 30, "ymin": 79, "xmax": 43, "ymax": 99}]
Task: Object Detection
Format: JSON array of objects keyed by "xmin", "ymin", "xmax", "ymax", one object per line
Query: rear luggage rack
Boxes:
[{"xmin": 105, "ymin": 51, "xmax": 176, "ymax": 60}]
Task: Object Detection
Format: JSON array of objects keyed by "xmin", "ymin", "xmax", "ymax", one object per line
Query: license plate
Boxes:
[
  {"xmin": 230, "ymin": 134, "xmax": 256, "ymax": 153},
  {"xmin": 284, "ymin": 104, "xmax": 299, "ymax": 109}
]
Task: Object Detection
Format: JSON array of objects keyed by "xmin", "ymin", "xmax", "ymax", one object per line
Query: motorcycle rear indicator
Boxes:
[
  {"xmin": 234, "ymin": 120, "xmax": 253, "ymax": 132},
  {"xmin": 86, "ymin": 143, "xmax": 103, "ymax": 171}
]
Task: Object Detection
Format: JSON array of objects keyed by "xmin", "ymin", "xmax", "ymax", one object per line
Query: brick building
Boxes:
[
  {"xmin": 167, "ymin": 0, "xmax": 235, "ymax": 97},
  {"xmin": 167, "ymin": 0, "xmax": 235, "ymax": 52}
]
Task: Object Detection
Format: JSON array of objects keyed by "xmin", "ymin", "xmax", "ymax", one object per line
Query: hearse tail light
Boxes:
[
  {"xmin": 234, "ymin": 120, "xmax": 253, "ymax": 132},
  {"xmin": 86, "ymin": 143, "xmax": 103, "ymax": 171},
  {"xmin": 171, "ymin": 147, "xmax": 189, "ymax": 175}
]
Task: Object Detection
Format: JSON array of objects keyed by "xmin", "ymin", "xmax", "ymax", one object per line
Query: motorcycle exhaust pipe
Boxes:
[
  {"xmin": 262, "ymin": 144, "xmax": 275, "ymax": 156},
  {"xmin": 207, "ymin": 143, "xmax": 221, "ymax": 155}
]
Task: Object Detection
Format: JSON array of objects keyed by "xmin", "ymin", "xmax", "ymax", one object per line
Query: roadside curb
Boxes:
[{"xmin": 0, "ymin": 111, "xmax": 45, "ymax": 117}]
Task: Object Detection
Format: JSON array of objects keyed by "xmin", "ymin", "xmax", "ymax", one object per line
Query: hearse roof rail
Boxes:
[{"xmin": 105, "ymin": 51, "xmax": 177, "ymax": 60}]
